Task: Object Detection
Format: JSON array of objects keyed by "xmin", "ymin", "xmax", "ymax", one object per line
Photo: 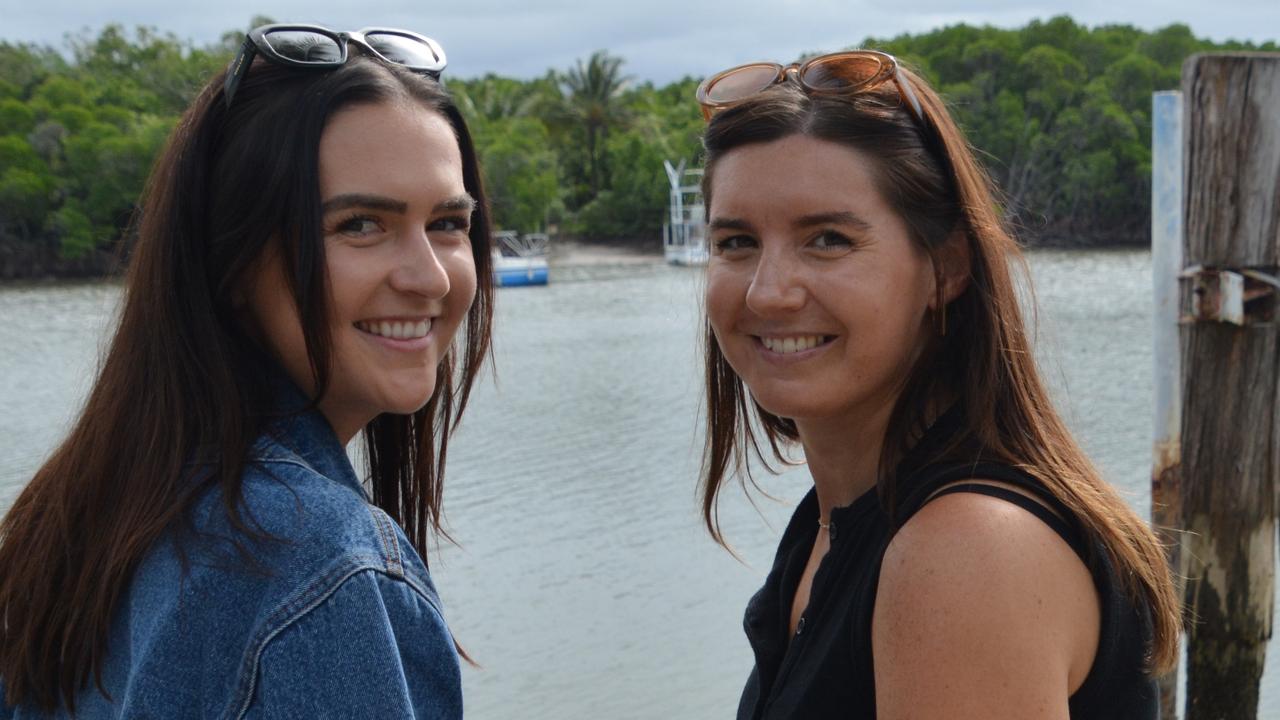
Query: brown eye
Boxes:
[
  {"xmin": 714, "ymin": 235, "xmax": 756, "ymax": 252},
  {"xmin": 811, "ymin": 231, "xmax": 853, "ymax": 250},
  {"xmin": 334, "ymin": 215, "xmax": 382, "ymax": 236},
  {"xmin": 428, "ymin": 216, "xmax": 470, "ymax": 233}
]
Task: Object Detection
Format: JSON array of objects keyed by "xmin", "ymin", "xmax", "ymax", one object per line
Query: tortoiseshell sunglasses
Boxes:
[{"xmin": 696, "ymin": 50, "xmax": 924, "ymax": 124}]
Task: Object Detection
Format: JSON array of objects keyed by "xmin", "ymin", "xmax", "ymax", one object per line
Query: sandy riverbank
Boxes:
[{"xmin": 548, "ymin": 240, "xmax": 664, "ymax": 267}]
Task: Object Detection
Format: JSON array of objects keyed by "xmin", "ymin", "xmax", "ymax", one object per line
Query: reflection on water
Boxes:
[{"xmin": 0, "ymin": 250, "xmax": 1275, "ymax": 718}]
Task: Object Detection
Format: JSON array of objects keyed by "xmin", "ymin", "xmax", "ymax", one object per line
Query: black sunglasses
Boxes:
[{"xmin": 223, "ymin": 24, "xmax": 447, "ymax": 108}]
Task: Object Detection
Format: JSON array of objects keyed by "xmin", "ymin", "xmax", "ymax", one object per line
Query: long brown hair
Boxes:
[
  {"xmin": 0, "ymin": 57, "xmax": 494, "ymax": 712},
  {"xmin": 698, "ymin": 71, "xmax": 1179, "ymax": 672}
]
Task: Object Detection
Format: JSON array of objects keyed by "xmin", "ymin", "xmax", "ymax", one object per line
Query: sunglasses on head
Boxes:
[
  {"xmin": 223, "ymin": 24, "xmax": 447, "ymax": 109},
  {"xmin": 696, "ymin": 50, "xmax": 924, "ymax": 126}
]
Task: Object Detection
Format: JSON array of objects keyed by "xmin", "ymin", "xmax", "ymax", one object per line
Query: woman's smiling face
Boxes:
[
  {"xmin": 248, "ymin": 99, "xmax": 477, "ymax": 443},
  {"xmin": 704, "ymin": 133, "xmax": 937, "ymax": 427}
]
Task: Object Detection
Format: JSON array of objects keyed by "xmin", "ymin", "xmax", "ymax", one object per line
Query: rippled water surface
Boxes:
[{"xmin": 1, "ymin": 249, "xmax": 1275, "ymax": 718}]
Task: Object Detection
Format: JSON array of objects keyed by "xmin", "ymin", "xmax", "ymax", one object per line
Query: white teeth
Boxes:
[
  {"xmin": 357, "ymin": 319, "xmax": 432, "ymax": 340},
  {"xmin": 761, "ymin": 335, "xmax": 828, "ymax": 354}
]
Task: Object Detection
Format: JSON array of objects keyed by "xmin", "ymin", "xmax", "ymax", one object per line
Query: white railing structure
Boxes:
[
  {"xmin": 662, "ymin": 159, "xmax": 708, "ymax": 265},
  {"xmin": 494, "ymin": 230, "xmax": 549, "ymax": 258}
]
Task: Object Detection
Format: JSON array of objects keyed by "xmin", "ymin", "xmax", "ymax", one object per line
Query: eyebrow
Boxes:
[
  {"xmin": 792, "ymin": 211, "xmax": 874, "ymax": 233},
  {"xmin": 708, "ymin": 210, "xmax": 874, "ymax": 233},
  {"xmin": 320, "ymin": 193, "xmax": 476, "ymax": 215},
  {"xmin": 321, "ymin": 193, "xmax": 407, "ymax": 215},
  {"xmin": 708, "ymin": 217, "xmax": 754, "ymax": 232},
  {"xmin": 434, "ymin": 194, "xmax": 477, "ymax": 214}
]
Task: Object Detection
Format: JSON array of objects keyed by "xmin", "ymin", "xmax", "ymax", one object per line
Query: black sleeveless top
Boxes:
[{"xmin": 736, "ymin": 412, "xmax": 1157, "ymax": 719}]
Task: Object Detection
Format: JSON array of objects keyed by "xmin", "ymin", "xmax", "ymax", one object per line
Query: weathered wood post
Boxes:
[
  {"xmin": 1151, "ymin": 88, "xmax": 1184, "ymax": 720},
  {"xmin": 1179, "ymin": 53, "xmax": 1280, "ymax": 720}
]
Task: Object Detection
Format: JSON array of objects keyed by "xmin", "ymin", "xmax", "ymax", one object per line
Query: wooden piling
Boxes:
[
  {"xmin": 1179, "ymin": 53, "xmax": 1280, "ymax": 720},
  {"xmin": 1151, "ymin": 89, "xmax": 1184, "ymax": 720}
]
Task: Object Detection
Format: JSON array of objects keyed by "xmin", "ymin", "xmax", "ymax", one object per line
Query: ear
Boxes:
[{"xmin": 929, "ymin": 230, "xmax": 971, "ymax": 309}]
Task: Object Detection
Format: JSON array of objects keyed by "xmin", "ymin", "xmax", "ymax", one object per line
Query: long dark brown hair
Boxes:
[
  {"xmin": 698, "ymin": 73, "xmax": 1179, "ymax": 672},
  {"xmin": 0, "ymin": 56, "xmax": 494, "ymax": 712}
]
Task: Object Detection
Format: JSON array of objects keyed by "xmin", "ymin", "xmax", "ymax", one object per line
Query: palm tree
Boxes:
[
  {"xmin": 559, "ymin": 50, "xmax": 630, "ymax": 195},
  {"xmin": 453, "ymin": 74, "xmax": 543, "ymax": 123}
]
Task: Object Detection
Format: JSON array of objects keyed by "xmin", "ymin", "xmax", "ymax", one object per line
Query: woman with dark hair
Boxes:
[
  {"xmin": 0, "ymin": 26, "xmax": 491, "ymax": 719},
  {"xmin": 696, "ymin": 52, "xmax": 1179, "ymax": 719}
]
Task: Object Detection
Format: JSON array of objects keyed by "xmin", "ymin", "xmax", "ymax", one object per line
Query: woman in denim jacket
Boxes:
[{"xmin": 0, "ymin": 26, "xmax": 492, "ymax": 719}]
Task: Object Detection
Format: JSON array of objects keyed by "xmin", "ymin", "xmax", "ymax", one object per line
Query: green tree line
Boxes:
[{"xmin": 0, "ymin": 17, "xmax": 1275, "ymax": 278}]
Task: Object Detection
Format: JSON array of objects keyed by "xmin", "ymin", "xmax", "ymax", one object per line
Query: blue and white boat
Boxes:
[{"xmin": 492, "ymin": 231, "xmax": 550, "ymax": 287}]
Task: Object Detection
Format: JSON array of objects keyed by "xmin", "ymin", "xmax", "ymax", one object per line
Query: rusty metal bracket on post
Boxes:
[{"xmin": 1179, "ymin": 265, "xmax": 1278, "ymax": 325}]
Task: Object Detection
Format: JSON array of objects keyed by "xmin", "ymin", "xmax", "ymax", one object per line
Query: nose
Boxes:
[
  {"xmin": 745, "ymin": 247, "xmax": 806, "ymax": 316},
  {"xmin": 391, "ymin": 226, "xmax": 452, "ymax": 299}
]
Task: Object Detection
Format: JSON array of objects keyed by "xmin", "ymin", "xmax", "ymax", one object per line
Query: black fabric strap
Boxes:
[
  {"xmin": 901, "ymin": 458, "xmax": 1090, "ymax": 561},
  {"xmin": 926, "ymin": 482, "xmax": 1088, "ymax": 559}
]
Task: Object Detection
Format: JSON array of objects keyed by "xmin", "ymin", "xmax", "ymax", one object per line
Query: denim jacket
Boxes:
[{"xmin": 2, "ymin": 384, "xmax": 462, "ymax": 719}]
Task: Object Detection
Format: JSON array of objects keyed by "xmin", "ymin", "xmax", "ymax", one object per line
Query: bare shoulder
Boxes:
[{"xmin": 872, "ymin": 482, "xmax": 1100, "ymax": 720}]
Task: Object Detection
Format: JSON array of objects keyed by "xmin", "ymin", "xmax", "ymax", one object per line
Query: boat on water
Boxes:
[
  {"xmin": 492, "ymin": 231, "xmax": 550, "ymax": 287},
  {"xmin": 662, "ymin": 159, "xmax": 708, "ymax": 266}
]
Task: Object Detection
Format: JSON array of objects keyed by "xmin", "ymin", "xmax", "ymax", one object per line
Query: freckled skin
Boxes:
[
  {"xmin": 706, "ymin": 132, "xmax": 942, "ymax": 641},
  {"xmin": 247, "ymin": 101, "xmax": 477, "ymax": 443},
  {"xmin": 704, "ymin": 134, "xmax": 936, "ymax": 428},
  {"xmin": 706, "ymin": 134, "xmax": 1099, "ymax": 719}
]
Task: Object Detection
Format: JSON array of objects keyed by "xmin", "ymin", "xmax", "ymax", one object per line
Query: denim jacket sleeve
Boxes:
[{"xmin": 244, "ymin": 569, "xmax": 462, "ymax": 720}]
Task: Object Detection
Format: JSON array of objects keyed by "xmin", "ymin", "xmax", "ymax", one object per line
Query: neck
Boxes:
[
  {"xmin": 318, "ymin": 396, "xmax": 367, "ymax": 447},
  {"xmin": 795, "ymin": 399, "xmax": 897, "ymax": 524}
]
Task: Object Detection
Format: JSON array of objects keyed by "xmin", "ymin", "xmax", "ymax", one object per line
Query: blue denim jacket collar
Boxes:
[{"xmin": 253, "ymin": 370, "xmax": 367, "ymax": 501}]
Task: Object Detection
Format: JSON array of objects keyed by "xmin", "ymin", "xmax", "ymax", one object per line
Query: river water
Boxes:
[{"xmin": 0, "ymin": 248, "xmax": 1275, "ymax": 718}]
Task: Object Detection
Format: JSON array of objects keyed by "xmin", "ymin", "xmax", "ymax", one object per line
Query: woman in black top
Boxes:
[{"xmin": 694, "ymin": 51, "xmax": 1180, "ymax": 718}]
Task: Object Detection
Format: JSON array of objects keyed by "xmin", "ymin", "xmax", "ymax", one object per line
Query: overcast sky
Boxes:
[{"xmin": 3, "ymin": 0, "xmax": 1277, "ymax": 83}]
